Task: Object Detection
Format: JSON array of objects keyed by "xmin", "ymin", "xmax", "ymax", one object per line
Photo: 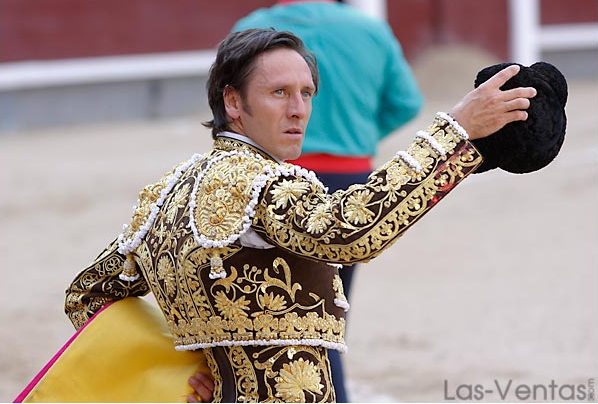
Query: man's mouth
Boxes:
[{"xmin": 284, "ymin": 128, "xmax": 303, "ymax": 135}]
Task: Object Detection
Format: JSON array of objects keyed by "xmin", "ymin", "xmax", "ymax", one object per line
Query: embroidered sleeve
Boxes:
[
  {"xmin": 252, "ymin": 113, "xmax": 483, "ymax": 264},
  {"xmin": 64, "ymin": 238, "xmax": 150, "ymax": 329}
]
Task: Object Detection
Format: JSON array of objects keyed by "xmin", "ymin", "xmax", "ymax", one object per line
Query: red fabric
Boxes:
[
  {"xmin": 289, "ymin": 154, "xmax": 372, "ymax": 173},
  {"xmin": 277, "ymin": 0, "xmax": 333, "ymax": 4}
]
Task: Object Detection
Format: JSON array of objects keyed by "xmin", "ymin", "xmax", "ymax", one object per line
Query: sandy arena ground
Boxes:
[{"xmin": 1, "ymin": 47, "xmax": 597, "ymax": 402}]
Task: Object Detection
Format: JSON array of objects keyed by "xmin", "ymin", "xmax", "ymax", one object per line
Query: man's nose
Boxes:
[{"xmin": 287, "ymin": 92, "xmax": 307, "ymax": 119}]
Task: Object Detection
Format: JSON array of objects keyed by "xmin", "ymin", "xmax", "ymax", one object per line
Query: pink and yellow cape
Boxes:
[{"xmin": 14, "ymin": 297, "xmax": 209, "ymax": 402}]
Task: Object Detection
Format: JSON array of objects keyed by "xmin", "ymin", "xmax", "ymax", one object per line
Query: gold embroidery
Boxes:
[
  {"xmin": 164, "ymin": 182, "xmax": 191, "ymax": 224},
  {"xmin": 254, "ymin": 345, "xmax": 333, "ymax": 403},
  {"xmin": 170, "ymin": 255, "xmax": 345, "ymax": 347},
  {"xmin": 208, "ymin": 344, "xmax": 333, "ymax": 402},
  {"xmin": 213, "ymin": 136, "xmax": 275, "ymax": 161},
  {"xmin": 332, "ymin": 274, "xmax": 348, "ymax": 308},
  {"xmin": 66, "ymin": 117, "xmax": 482, "ymax": 402},
  {"xmin": 193, "ymin": 153, "xmax": 267, "ymax": 241},
  {"xmin": 385, "ymin": 162, "xmax": 413, "ymax": 188},
  {"xmin": 215, "ymin": 291, "xmax": 251, "ymax": 321},
  {"xmin": 204, "ymin": 348, "xmax": 223, "ymax": 403},
  {"xmin": 230, "ymin": 347, "xmax": 260, "ymax": 402},
  {"xmin": 156, "ymin": 255, "xmax": 176, "ymax": 297},
  {"xmin": 407, "ymin": 141, "xmax": 436, "ymax": 169},
  {"xmin": 263, "ymin": 257, "xmax": 302, "ymax": 301},
  {"xmin": 275, "ymin": 357, "xmax": 324, "ymax": 402},
  {"xmin": 252, "ymin": 117, "xmax": 483, "ymax": 265},
  {"xmin": 121, "ymin": 161, "xmax": 187, "ymax": 243},
  {"xmin": 270, "ymin": 179, "xmax": 310, "ymax": 209},
  {"xmin": 343, "ymin": 189, "xmax": 375, "ymax": 225},
  {"xmin": 64, "ymin": 239, "xmax": 150, "ymax": 329},
  {"xmin": 259, "ymin": 292, "xmax": 288, "ymax": 311},
  {"xmin": 305, "ymin": 201, "xmax": 334, "ymax": 235}
]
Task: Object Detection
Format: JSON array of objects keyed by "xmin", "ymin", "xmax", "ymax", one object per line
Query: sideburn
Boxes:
[{"xmin": 239, "ymin": 90, "xmax": 253, "ymax": 116}]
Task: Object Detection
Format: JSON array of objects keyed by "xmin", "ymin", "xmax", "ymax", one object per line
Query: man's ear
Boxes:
[{"xmin": 223, "ymin": 85, "xmax": 242, "ymax": 121}]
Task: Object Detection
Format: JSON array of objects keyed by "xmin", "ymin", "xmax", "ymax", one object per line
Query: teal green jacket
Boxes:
[{"xmin": 233, "ymin": 2, "xmax": 423, "ymax": 157}]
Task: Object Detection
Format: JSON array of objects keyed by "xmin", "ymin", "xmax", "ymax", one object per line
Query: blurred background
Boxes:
[{"xmin": 1, "ymin": 0, "xmax": 597, "ymax": 401}]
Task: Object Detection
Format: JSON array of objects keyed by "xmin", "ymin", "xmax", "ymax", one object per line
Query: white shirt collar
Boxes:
[{"xmin": 216, "ymin": 131, "xmax": 282, "ymax": 163}]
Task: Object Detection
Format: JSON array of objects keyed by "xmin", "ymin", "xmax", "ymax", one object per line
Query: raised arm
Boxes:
[
  {"xmin": 252, "ymin": 113, "xmax": 480, "ymax": 264},
  {"xmin": 252, "ymin": 65, "xmax": 536, "ymax": 264}
]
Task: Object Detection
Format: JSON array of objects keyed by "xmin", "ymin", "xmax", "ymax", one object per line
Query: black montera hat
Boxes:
[{"xmin": 471, "ymin": 62, "xmax": 568, "ymax": 174}]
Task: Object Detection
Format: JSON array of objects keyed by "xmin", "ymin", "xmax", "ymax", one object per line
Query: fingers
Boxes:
[
  {"xmin": 187, "ymin": 393, "xmax": 200, "ymax": 403},
  {"xmin": 482, "ymin": 64, "xmax": 520, "ymax": 89},
  {"xmin": 503, "ymin": 97, "xmax": 531, "ymax": 112},
  {"xmin": 503, "ymin": 109, "xmax": 529, "ymax": 123},
  {"xmin": 502, "ymin": 86, "xmax": 537, "ymax": 101},
  {"xmin": 195, "ymin": 372, "xmax": 216, "ymax": 392},
  {"xmin": 481, "ymin": 64, "xmax": 536, "ymax": 100},
  {"xmin": 501, "ymin": 87, "xmax": 536, "ymax": 118},
  {"xmin": 188, "ymin": 373, "xmax": 215, "ymax": 403},
  {"xmin": 481, "ymin": 66, "xmax": 537, "ymax": 108}
]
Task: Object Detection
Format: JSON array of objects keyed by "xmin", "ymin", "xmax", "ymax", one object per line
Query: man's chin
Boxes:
[
  {"xmin": 286, "ymin": 149, "xmax": 303, "ymax": 162},
  {"xmin": 280, "ymin": 144, "xmax": 303, "ymax": 162}
]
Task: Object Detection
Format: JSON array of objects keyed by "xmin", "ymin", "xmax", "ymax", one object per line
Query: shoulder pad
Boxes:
[{"xmin": 189, "ymin": 150, "xmax": 273, "ymax": 248}]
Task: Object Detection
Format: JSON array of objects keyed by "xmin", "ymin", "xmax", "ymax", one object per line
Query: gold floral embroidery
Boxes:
[
  {"xmin": 164, "ymin": 182, "xmax": 190, "ymax": 223},
  {"xmin": 275, "ymin": 358, "xmax": 324, "ymax": 402},
  {"xmin": 121, "ymin": 161, "xmax": 186, "ymax": 242},
  {"xmin": 156, "ymin": 255, "xmax": 176, "ymax": 297},
  {"xmin": 343, "ymin": 189, "xmax": 375, "ymax": 224},
  {"xmin": 259, "ymin": 292, "xmax": 287, "ymax": 311},
  {"xmin": 306, "ymin": 201, "xmax": 333, "ymax": 235},
  {"xmin": 270, "ymin": 179, "xmax": 310, "ymax": 209},
  {"xmin": 254, "ymin": 313, "xmax": 279, "ymax": 340},
  {"xmin": 433, "ymin": 128, "xmax": 459, "ymax": 153},
  {"xmin": 153, "ymin": 254, "xmax": 345, "ymax": 348},
  {"xmin": 153, "ymin": 222, "xmax": 168, "ymax": 244},
  {"xmin": 193, "ymin": 154, "xmax": 267, "ymax": 240},
  {"xmin": 171, "ymin": 308, "xmax": 345, "ymax": 348},
  {"xmin": 407, "ymin": 141, "xmax": 435, "ymax": 170},
  {"xmin": 385, "ymin": 162, "xmax": 412, "ymax": 188},
  {"xmin": 332, "ymin": 275, "xmax": 345, "ymax": 298},
  {"xmin": 203, "ymin": 348, "xmax": 223, "ymax": 403},
  {"xmin": 332, "ymin": 274, "xmax": 349, "ymax": 310},
  {"xmin": 229, "ymin": 347, "xmax": 260, "ymax": 402},
  {"xmin": 208, "ymin": 345, "xmax": 333, "ymax": 402},
  {"xmin": 215, "ymin": 291, "xmax": 250, "ymax": 321},
  {"xmin": 263, "ymin": 257, "xmax": 302, "ymax": 301}
]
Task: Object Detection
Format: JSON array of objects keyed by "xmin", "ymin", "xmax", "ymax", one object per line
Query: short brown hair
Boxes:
[{"xmin": 203, "ymin": 28, "xmax": 319, "ymax": 138}]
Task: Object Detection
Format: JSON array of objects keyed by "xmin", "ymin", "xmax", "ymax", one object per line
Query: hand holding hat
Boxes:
[{"xmin": 469, "ymin": 62, "xmax": 568, "ymax": 173}]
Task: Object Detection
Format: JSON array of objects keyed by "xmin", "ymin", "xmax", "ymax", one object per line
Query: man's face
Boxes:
[{"xmin": 225, "ymin": 48, "xmax": 315, "ymax": 161}]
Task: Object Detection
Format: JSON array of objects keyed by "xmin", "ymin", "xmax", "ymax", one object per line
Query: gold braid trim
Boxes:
[{"xmin": 171, "ymin": 311, "xmax": 345, "ymax": 349}]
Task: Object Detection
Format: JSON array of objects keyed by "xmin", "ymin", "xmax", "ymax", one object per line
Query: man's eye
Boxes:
[
  {"xmin": 302, "ymin": 91, "xmax": 314, "ymax": 98},
  {"xmin": 273, "ymin": 89, "xmax": 285, "ymax": 96}
]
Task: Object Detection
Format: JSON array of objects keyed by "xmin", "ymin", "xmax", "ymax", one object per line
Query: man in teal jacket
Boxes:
[{"xmin": 233, "ymin": 1, "xmax": 423, "ymax": 400}]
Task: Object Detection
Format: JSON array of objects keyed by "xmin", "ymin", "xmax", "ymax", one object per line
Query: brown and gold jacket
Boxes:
[{"xmin": 65, "ymin": 113, "xmax": 482, "ymax": 353}]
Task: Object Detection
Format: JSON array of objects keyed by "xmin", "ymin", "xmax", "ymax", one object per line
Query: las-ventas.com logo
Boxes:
[{"xmin": 443, "ymin": 378, "xmax": 595, "ymax": 401}]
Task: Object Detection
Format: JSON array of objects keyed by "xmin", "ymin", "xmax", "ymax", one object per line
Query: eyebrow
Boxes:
[{"xmin": 265, "ymin": 79, "xmax": 315, "ymax": 89}]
